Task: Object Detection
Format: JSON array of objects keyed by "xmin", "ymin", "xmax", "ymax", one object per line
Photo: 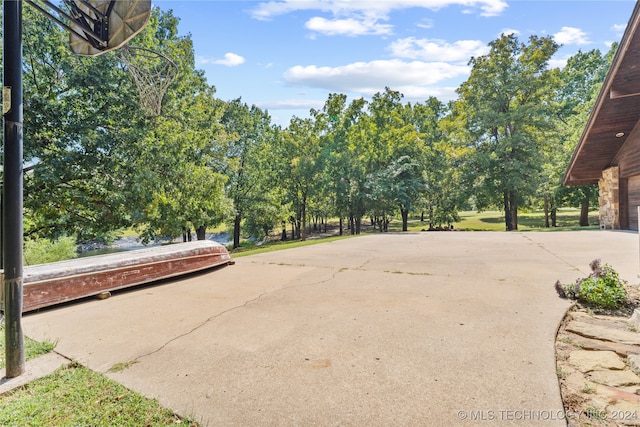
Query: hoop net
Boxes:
[{"xmin": 119, "ymin": 45, "xmax": 178, "ymax": 116}]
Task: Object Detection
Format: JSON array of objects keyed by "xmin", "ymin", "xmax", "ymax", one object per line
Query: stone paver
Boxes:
[
  {"xmin": 589, "ymin": 369, "xmax": 640, "ymax": 387},
  {"xmin": 568, "ymin": 350, "xmax": 626, "ymax": 372},
  {"xmin": 567, "ymin": 321, "xmax": 640, "ymax": 345}
]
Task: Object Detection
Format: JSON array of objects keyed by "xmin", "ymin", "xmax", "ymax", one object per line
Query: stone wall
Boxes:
[{"xmin": 598, "ymin": 166, "xmax": 619, "ymax": 229}]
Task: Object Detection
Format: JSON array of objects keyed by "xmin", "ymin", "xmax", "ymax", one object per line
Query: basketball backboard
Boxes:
[{"xmin": 69, "ymin": 0, "xmax": 151, "ymax": 56}]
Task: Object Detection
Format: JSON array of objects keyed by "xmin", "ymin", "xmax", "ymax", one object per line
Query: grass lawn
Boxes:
[
  {"xmin": 230, "ymin": 234, "xmax": 355, "ymax": 257},
  {"xmin": 387, "ymin": 207, "xmax": 600, "ymax": 232},
  {"xmin": 231, "ymin": 208, "xmax": 600, "ymax": 255},
  {"xmin": 0, "ymin": 325, "xmax": 56, "ymax": 369},
  {"xmin": 453, "ymin": 208, "xmax": 600, "ymax": 231},
  {"xmin": 0, "ymin": 325, "xmax": 198, "ymax": 426},
  {"xmin": 0, "ymin": 362, "xmax": 197, "ymax": 426}
]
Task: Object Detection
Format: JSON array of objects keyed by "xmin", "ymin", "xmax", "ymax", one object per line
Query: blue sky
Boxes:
[{"xmin": 153, "ymin": 0, "xmax": 636, "ymax": 126}]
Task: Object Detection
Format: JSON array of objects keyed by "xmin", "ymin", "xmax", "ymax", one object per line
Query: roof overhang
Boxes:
[{"xmin": 564, "ymin": 2, "xmax": 640, "ymax": 186}]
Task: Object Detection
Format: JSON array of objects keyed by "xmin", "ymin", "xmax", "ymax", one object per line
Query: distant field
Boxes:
[
  {"xmin": 452, "ymin": 208, "xmax": 599, "ymax": 231},
  {"xmin": 392, "ymin": 208, "xmax": 600, "ymax": 232}
]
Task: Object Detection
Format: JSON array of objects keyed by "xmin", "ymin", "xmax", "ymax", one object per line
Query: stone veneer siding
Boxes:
[{"xmin": 598, "ymin": 166, "xmax": 619, "ymax": 229}]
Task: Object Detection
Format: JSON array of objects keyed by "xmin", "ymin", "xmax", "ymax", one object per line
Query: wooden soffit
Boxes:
[{"xmin": 564, "ymin": 2, "xmax": 640, "ymax": 186}]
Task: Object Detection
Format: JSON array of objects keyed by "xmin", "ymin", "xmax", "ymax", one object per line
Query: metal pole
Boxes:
[{"xmin": 3, "ymin": 0, "xmax": 24, "ymax": 378}]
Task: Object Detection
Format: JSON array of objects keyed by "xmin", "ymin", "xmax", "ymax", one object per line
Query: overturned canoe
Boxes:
[{"xmin": 22, "ymin": 240, "xmax": 232, "ymax": 312}]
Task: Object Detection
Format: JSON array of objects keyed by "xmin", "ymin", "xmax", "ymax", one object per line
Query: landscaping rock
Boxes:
[
  {"xmin": 566, "ymin": 321, "xmax": 640, "ymax": 345},
  {"xmin": 630, "ymin": 308, "xmax": 640, "ymax": 331},
  {"xmin": 598, "ymin": 383, "xmax": 640, "ymax": 403},
  {"xmin": 568, "ymin": 350, "xmax": 626, "ymax": 372},
  {"xmin": 564, "ymin": 332, "xmax": 640, "ymax": 357},
  {"xmin": 629, "ymin": 354, "xmax": 640, "ymax": 376},
  {"xmin": 588, "ymin": 369, "xmax": 640, "ymax": 387},
  {"xmin": 557, "ymin": 284, "xmax": 640, "ymax": 426},
  {"xmin": 606, "ymin": 400, "xmax": 640, "ymax": 426}
]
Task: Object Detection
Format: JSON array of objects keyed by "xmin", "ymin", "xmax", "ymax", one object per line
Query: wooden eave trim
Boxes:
[{"xmin": 563, "ymin": 1, "xmax": 640, "ymax": 186}]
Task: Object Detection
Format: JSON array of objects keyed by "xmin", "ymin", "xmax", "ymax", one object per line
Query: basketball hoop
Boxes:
[{"xmin": 119, "ymin": 45, "xmax": 178, "ymax": 116}]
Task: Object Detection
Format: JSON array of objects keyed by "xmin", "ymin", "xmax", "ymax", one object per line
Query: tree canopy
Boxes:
[{"xmin": 8, "ymin": 8, "xmax": 615, "ymax": 249}]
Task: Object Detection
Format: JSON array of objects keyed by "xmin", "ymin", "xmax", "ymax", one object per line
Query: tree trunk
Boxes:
[
  {"xmin": 551, "ymin": 208, "xmax": 557, "ymax": 227},
  {"xmin": 355, "ymin": 216, "xmax": 361, "ymax": 234},
  {"xmin": 510, "ymin": 191, "xmax": 518, "ymax": 230},
  {"xmin": 281, "ymin": 221, "xmax": 287, "ymax": 241},
  {"xmin": 301, "ymin": 194, "xmax": 307, "ymax": 241},
  {"xmin": 503, "ymin": 192, "xmax": 512, "ymax": 231},
  {"xmin": 339, "ymin": 217, "xmax": 343, "ymax": 236},
  {"xmin": 350, "ymin": 213, "xmax": 355, "ymax": 235},
  {"xmin": 401, "ymin": 208, "xmax": 409, "ymax": 232},
  {"xmin": 544, "ymin": 195, "xmax": 550, "ymax": 228},
  {"xmin": 580, "ymin": 196, "xmax": 590, "ymax": 226},
  {"xmin": 503, "ymin": 191, "xmax": 518, "ymax": 231},
  {"xmin": 233, "ymin": 214, "xmax": 241, "ymax": 248},
  {"xmin": 429, "ymin": 204, "xmax": 434, "ymax": 229},
  {"xmin": 196, "ymin": 225, "xmax": 206, "ymax": 240}
]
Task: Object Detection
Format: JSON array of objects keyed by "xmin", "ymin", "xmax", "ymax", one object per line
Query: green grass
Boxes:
[
  {"xmin": 380, "ymin": 208, "xmax": 598, "ymax": 233},
  {"xmin": 230, "ymin": 234, "xmax": 355, "ymax": 258},
  {"xmin": 0, "ymin": 362, "xmax": 197, "ymax": 426},
  {"xmin": 0, "ymin": 324, "xmax": 57, "ymax": 369},
  {"xmin": 0, "ymin": 326, "xmax": 197, "ymax": 426},
  {"xmin": 229, "ymin": 208, "xmax": 601, "ymax": 257},
  {"xmin": 452, "ymin": 208, "xmax": 598, "ymax": 231}
]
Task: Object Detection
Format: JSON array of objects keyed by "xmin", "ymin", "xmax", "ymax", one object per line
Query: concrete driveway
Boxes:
[{"xmin": 22, "ymin": 231, "xmax": 640, "ymax": 426}]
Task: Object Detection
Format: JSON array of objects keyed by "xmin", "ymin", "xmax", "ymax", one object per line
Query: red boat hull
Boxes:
[{"xmin": 21, "ymin": 241, "xmax": 232, "ymax": 312}]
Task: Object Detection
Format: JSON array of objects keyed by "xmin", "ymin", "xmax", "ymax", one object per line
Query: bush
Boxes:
[
  {"xmin": 555, "ymin": 259, "xmax": 627, "ymax": 310},
  {"xmin": 24, "ymin": 236, "xmax": 78, "ymax": 265}
]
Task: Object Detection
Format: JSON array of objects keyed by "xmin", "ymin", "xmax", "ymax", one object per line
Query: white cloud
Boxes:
[
  {"xmin": 500, "ymin": 28, "xmax": 519, "ymax": 37},
  {"xmin": 417, "ymin": 18, "xmax": 434, "ymax": 29},
  {"xmin": 306, "ymin": 16, "xmax": 393, "ymax": 36},
  {"xmin": 258, "ymin": 98, "xmax": 325, "ymax": 110},
  {"xmin": 283, "ymin": 59, "xmax": 470, "ymax": 94},
  {"xmin": 612, "ymin": 23, "xmax": 627, "ymax": 37},
  {"xmin": 548, "ymin": 57, "xmax": 569, "ymax": 70},
  {"xmin": 553, "ymin": 26, "xmax": 590, "ymax": 46},
  {"xmin": 388, "ymin": 85, "xmax": 460, "ymax": 102},
  {"xmin": 389, "ymin": 37, "xmax": 488, "ymax": 62},
  {"xmin": 251, "ymin": 1, "xmax": 507, "ymax": 41},
  {"xmin": 202, "ymin": 53, "xmax": 245, "ymax": 67},
  {"xmin": 250, "ymin": 0, "xmax": 508, "ymax": 22}
]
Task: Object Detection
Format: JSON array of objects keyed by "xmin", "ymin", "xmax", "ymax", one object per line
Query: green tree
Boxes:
[
  {"xmin": 125, "ymin": 8, "xmax": 230, "ymax": 241},
  {"xmin": 21, "ymin": 6, "xmax": 144, "ymax": 241},
  {"xmin": 409, "ymin": 98, "xmax": 466, "ymax": 229},
  {"xmin": 328, "ymin": 96, "xmax": 369, "ymax": 234},
  {"xmin": 553, "ymin": 48, "xmax": 614, "ymax": 226},
  {"xmin": 220, "ymin": 99, "xmax": 278, "ymax": 248},
  {"xmin": 279, "ymin": 116, "xmax": 324, "ymax": 241},
  {"xmin": 366, "ymin": 88, "xmax": 427, "ymax": 231},
  {"xmin": 457, "ymin": 34, "xmax": 560, "ymax": 230}
]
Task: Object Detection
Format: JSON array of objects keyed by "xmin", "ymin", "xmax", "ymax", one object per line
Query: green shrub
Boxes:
[
  {"xmin": 24, "ymin": 236, "xmax": 78, "ymax": 265},
  {"xmin": 555, "ymin": 259, "xmax": 627, "ymax": 310}
]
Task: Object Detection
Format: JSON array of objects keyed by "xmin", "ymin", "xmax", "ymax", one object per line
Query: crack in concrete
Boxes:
[
  {"xmin": 130, "ymin": 264, "xmax": 345, "ymax": 366},
  {"xmin": 521, "ymin": 234, "xmax": 586, "ymax": 276}
]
